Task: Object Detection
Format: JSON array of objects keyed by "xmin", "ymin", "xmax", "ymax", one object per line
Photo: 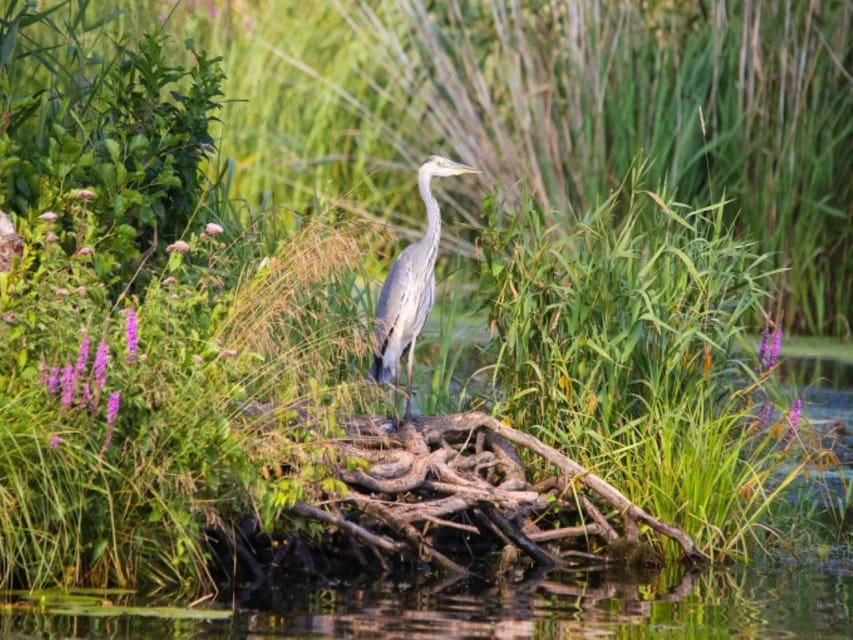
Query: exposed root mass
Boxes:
[{"xmin": 223, "ymin": 412, "xmax": 708, "ymax": 584}]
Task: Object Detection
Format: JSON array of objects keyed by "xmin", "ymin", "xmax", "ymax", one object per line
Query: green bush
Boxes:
[
  {"xmin": 0, "ymin": 205, "xmax": 255, "ymax": 590},
  {"xmin": 1, "ymin": 1, "xmax": 224, "ymax": 286}
]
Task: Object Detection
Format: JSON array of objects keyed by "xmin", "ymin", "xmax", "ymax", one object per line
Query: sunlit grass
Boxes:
[{"xmin": 476, "ymin": 169, "xmax": 808, "ymax": 560}]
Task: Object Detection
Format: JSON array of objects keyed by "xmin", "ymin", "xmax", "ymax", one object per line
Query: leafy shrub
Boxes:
[
  {"xmin": 0, "ymin": 210, "xmax": 253, "ymax": 590},
  {"xmin": 1, "ymin": 1, "xmax": 223, "ymax": 286}
]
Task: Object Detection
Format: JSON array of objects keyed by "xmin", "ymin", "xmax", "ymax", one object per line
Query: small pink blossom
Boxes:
[
  {"xmin": 192, "ymin": 354, "xmax": 203, "ymax": 364},
  {"xmin": 166, "ymin": 240, "xmax": 190, "ymax": 253},
  {"xmin": 45, "ymin": 233, "xmax": 59, "ymax": 243},
  {"xmin": 205, "ymin": 222, "xmax": 224, "ymax": 236},
  {"xmin": 76, "ymin": 286, "xmax": 87, "ymax": 295},
  {"xmin": 93, "ymin": 340, "xmax": 109, "ymax": 389},
  {"xmin": 107, "ymin": 391, "xmax": 121, "ymax": 426},
  {"xmin": 124, "ymin": 308, "xmax": 138, "ymax": 363},
  {"xmin": 162, "ymin": 276, "xmax": 177, "ymax": 287},
  {"xmin": 49, "ymin": 434, "xmax": 64, "ymax": 449},
  {"xmin": 55, "ymin": 288, "xmax": 70, "ymax": 297},
  {"xmin": 75, "ymin": 333, "xmax": 90, "ymax": 377},
  {"xmin": 39, "ymin": 211, "xmax": 58, "ymax": 221},
  {"xmin": 73, "ymin": 188, "xmax": 96, "ymax": 200},
  {"xmin": 222, "ymin": 349, "xmax": 238, "ymax": 357},
  {"xmin": 47, "ymin": 366, "xmax": 61, "ymax": 394},
  {"xmin": 60, "ymin": 363, "xmax": 75, "ymax": 406},
  {"xmin": 101, "ymin": 391, "xmax": 121, "ymax": 457},
  {"xmin": 75, "ymin": 247, "xmax": 93, "ymax": 257},
  {"xmin": 219, "ymin": 242, "xmax": 226, "ymax": 250}
]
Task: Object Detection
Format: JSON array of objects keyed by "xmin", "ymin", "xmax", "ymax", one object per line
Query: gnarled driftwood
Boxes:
[{"xmin": 286, "ymin": 411, "xmax": 707, "ymax": 578}]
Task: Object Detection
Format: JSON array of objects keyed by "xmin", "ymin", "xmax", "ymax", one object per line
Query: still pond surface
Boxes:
[
  {"xmin": 4, "ymin": 359, "xmax": 851, "ymax": 639},
  {"xmin": 3, "ymin": 557, "xmax": 851, "ymax": 639}
]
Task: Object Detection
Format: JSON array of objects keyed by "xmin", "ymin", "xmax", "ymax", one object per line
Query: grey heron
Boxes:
[{"xmin": 369, "ymin": 155, "xmax": 480, "ymax": 421}]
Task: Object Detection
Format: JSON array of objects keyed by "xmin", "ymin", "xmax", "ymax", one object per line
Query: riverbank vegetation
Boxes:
[{"xmin": 0, "ymin": 0, "xmax": 848, "ymax": 594}]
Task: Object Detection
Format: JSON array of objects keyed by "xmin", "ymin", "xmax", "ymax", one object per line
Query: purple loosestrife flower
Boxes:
[
  {"xmin": 101, "ymin": 391, "xmax": 121, "ymax": 457},
  {"xmin": 756, "ymin": 402, "xmax": 774, "ymax": 430},
  {"xmin": 124, "ymin": 308, "xmax": 138, "ymax": 363},
  {"xmin": 768, "ymin": 328, "xmax": 783, "ymax": 369},
  {"xmin": 49, "ymin": 434, "xmax": 63, "ymax": 449},
  {"xmin": 47, "ymin": 366, "xmax": 61, "ymax": 394},
  {"xmin": 60, "ymin": 363, "xmax": 76, "ymax": 406},
  {"xmin": 80, "ymin": 382, "xmax": 92, "ymax": 410},
  {"xmin": 75, "ymin": 333, "xmax": 90, "ymax": 377},
  {"xmin": 94, "ymin": 340, "xmax": 109, "ymax": 389},
  {"xmin": 784, "ymin": 398, "xmax": 802, "ymax": 443},
  {"xmin": 107, "ymin": 391, "xmax": 121, "ymax": 426},
  {"xmin": 757, "ymin": 330, "xmax": 770, "ymax": 372}
]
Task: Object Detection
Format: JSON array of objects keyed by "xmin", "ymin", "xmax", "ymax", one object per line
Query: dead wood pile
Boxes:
[{"xmin": 290, "ymin": 411, "xmax": 708, "ymax": 577}]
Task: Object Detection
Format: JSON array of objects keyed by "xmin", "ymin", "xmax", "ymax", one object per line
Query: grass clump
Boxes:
[{"xmin": 478, "ymin": 166, "xmax": 801, "ymax": 560}]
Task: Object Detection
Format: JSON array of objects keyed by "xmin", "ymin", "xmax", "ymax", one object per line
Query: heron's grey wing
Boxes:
[{"xmin": 374, "ymin": 246, "xmax": 416, "ymax": 353}]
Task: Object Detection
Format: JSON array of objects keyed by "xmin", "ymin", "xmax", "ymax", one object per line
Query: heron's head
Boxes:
[{"xmin": 420, "ymin": 155, "xmax": 480, "ymax": 178}]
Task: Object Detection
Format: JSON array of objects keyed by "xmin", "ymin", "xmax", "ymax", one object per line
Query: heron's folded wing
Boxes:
[{"xmin": 374, "ymin": 247, "xmax": 415, "ymax": 351}]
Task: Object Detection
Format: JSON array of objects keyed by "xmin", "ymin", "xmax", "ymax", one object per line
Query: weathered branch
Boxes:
[{"xmin": 278, "ymin": 410, "xmax": 708, "ymax": 580}]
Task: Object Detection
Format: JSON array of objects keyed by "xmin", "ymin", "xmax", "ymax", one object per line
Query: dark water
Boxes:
[
  {"xmin": 3, "ymin": 558, "xmax": 852, "ymax": 639},
  {"xmin": 4, "ymin": 358, "xmax": 851, "ymax": 639}
]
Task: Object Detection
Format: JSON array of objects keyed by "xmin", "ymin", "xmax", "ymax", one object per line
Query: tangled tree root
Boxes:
[{"xmin": 278, "ymin": 411, "xmax": 708, "ymax": 579}]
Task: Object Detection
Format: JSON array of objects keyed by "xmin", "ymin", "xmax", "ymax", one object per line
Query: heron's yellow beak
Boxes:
[{"xmin": 453, "ymin": 163, "xmax": 481, "ymax": 175}]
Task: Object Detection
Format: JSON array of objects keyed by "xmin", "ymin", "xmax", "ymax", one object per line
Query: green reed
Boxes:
[
  {"xmin": 189, "ymin": 0, "xmax": 850, "ymax": 337},
  {"xmin": 477, "ymin": 169, "xmax": 803, "ymax": 559}
]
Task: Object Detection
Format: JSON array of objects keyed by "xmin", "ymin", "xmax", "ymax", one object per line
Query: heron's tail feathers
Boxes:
[{"xmin": 369, "ymin": 355, "xmax": 394, "ymax": 384}]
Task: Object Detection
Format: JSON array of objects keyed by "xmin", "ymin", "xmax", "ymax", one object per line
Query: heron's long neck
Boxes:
[{"xmin": 418, "ymin": 169, "xmax": 441, "ymax": 266}]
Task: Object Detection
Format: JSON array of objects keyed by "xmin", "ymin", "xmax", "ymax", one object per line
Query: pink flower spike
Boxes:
[
  {"xmin": 205, "ymin": 222, "xmax": 224, "ymax": 236},
  {"xmin": 39, "ymin": 211, "xmax": 58, "ymax": 221},
  {"xmin": 60, "ymin": 363, "xmax": 76, "ymax": 406},
  {"xmin": 94, "ymin": 340, "xmax": 109, "ymax": 389},
  {"xmin": 107, "ymin": 391, "xmax": 121, "ymax": 426},
  {"xmin": 75, "ymin": 334, "xmax": 90, "ymax": 377},
  {"xmin": 48, "ymin": 366, "xmax": 61, "ymax": 394},
  {"xmin": 784, "ymin": 398, "xmax": 803, "ymax": 443},
  {"xmin": 166, "ymin": 240, "xmax": 191, "ymax": 253},
  {"xmin": 49, "ymin": 434, "xmax": 64, "ymax": 449},
  {"xmin": 124, "ymin": 308, "xmax": 138, "ymax": 363}
]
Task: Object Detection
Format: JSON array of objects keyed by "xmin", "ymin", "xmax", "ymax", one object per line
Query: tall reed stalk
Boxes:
[{"xmin": 196, "ymin": 0, "xmax": 850, "ymax": 336}]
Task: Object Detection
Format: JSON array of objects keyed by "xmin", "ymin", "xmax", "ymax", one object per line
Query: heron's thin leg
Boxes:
[{"xmin": 404, "ymin": 335, "xmax": 417, "ymax": 421}]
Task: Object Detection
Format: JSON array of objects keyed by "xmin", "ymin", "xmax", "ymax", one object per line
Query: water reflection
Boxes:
[
  {"xmin": 2, "ymin": 557, "xmax": 851, "ymax": 639},
  {"xmin": 222, "ymin": 558, "xmax": 851, "ymax": 639}
]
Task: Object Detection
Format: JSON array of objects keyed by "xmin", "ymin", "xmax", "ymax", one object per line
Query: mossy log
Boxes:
[{"xmin": 282, "ymin": 411, "xmax": 708, "ymax": 578}]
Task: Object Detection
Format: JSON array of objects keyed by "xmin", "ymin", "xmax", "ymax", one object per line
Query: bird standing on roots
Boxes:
[{"xmin": 369, "ymin": 155, "xmax": 480, "ymax": 422}]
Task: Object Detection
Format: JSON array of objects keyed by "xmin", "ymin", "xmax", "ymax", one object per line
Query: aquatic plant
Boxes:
[{"xmin": 477, "ymin": 169, "xmax": 801, "ymax": 560}]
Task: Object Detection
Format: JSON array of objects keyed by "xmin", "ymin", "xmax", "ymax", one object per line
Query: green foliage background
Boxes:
[{"xmin": 0, "ymin": 0, "xmax": 847, "ymax": 592}]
